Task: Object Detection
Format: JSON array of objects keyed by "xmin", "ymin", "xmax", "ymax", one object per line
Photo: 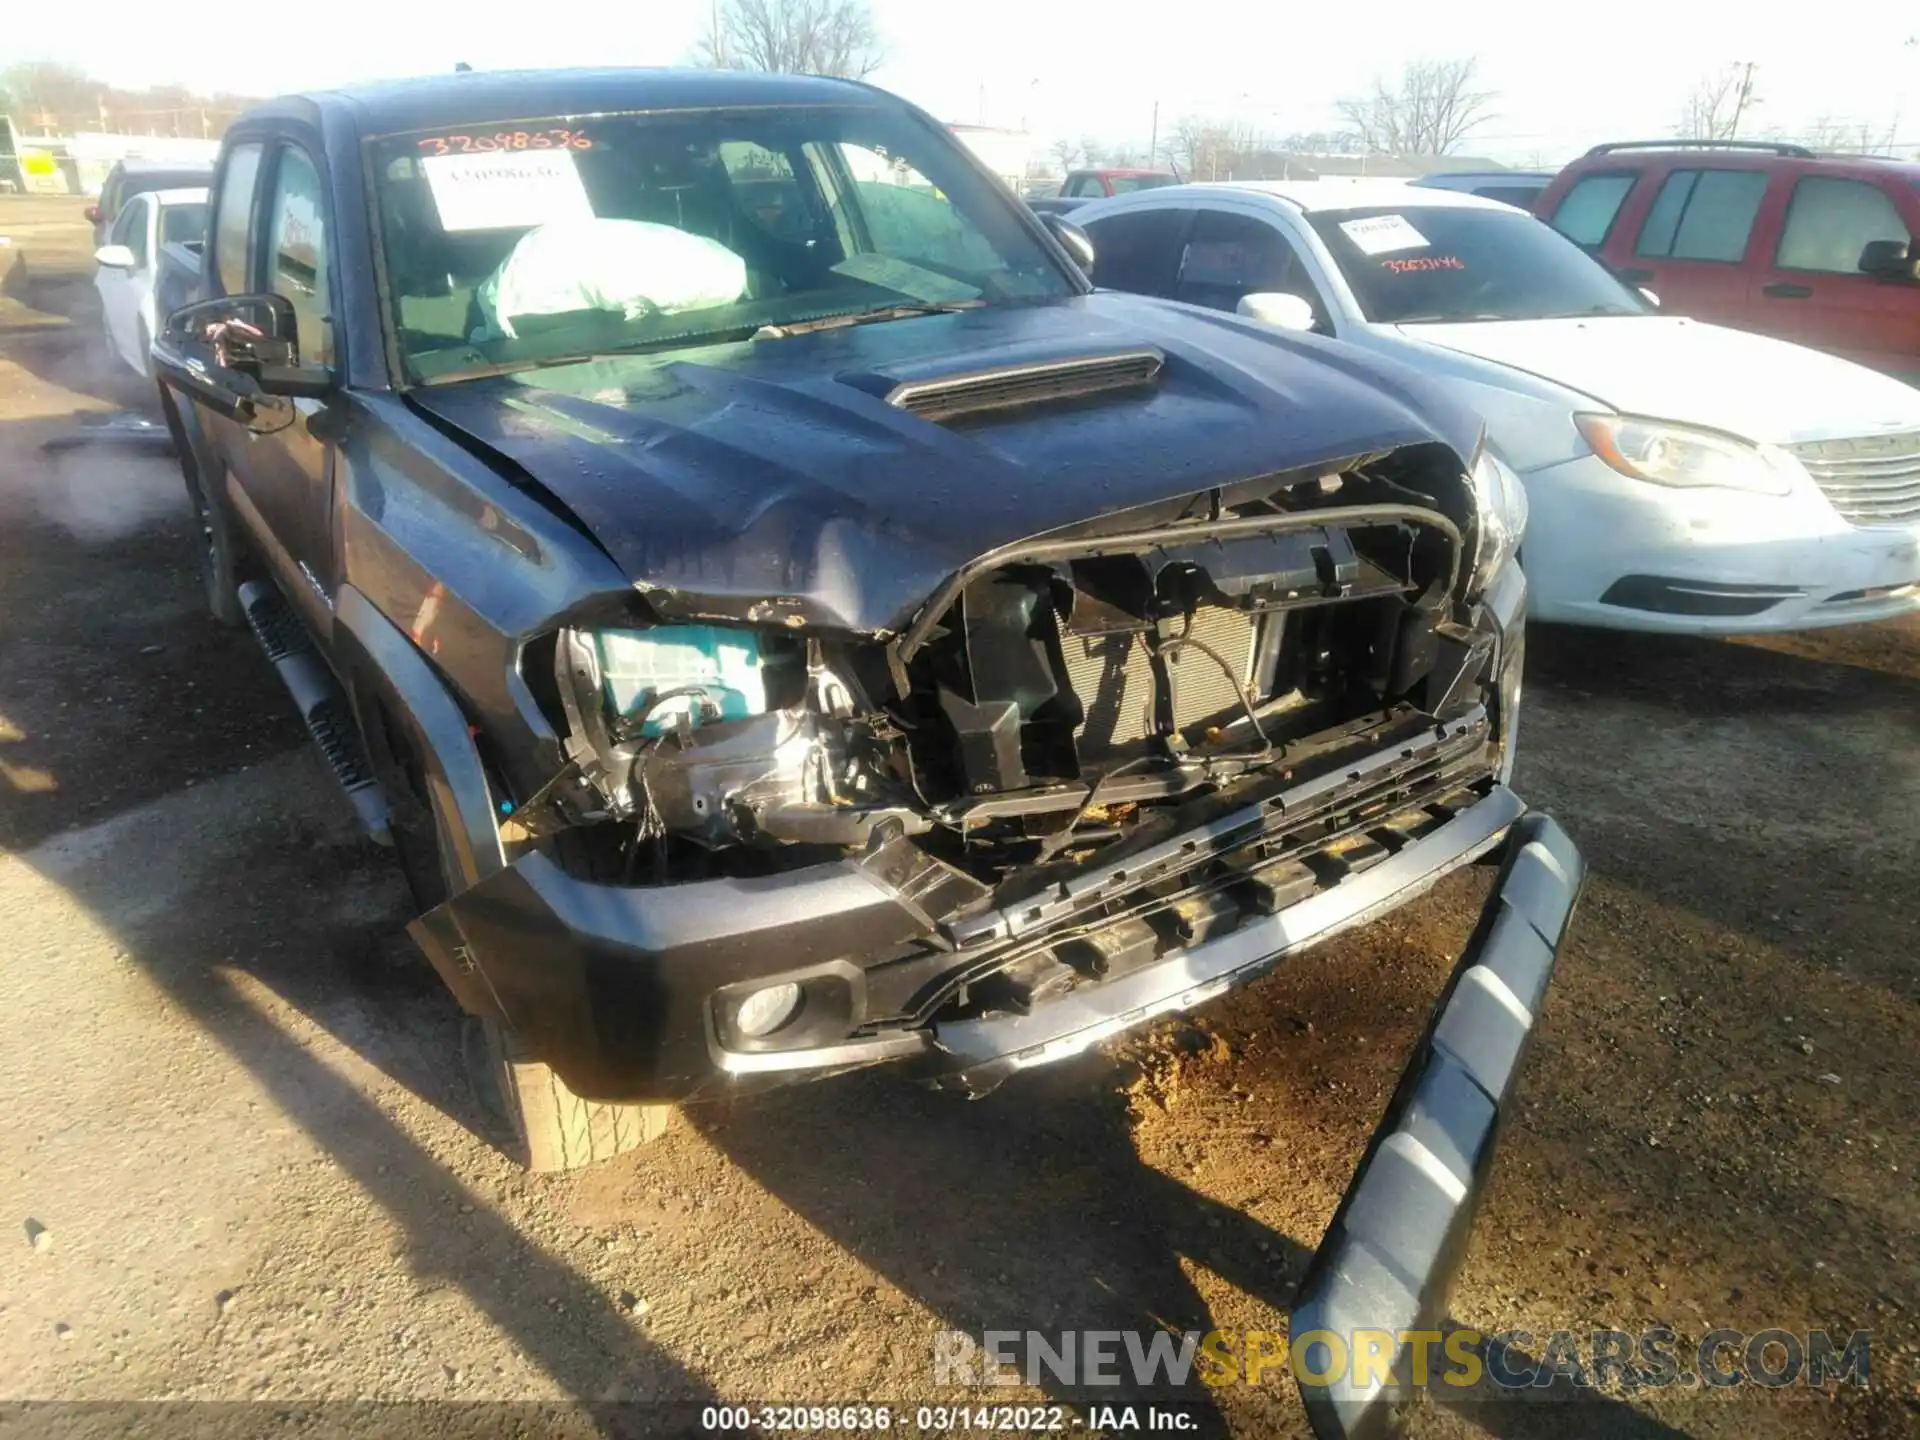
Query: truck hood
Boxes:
[
  {"xmin": 1395, "ymin": 315, "xmax": 1920, "ymax": 446},
  {"xmin": 410, "ymin": 292, "xmax": 1474, "ymax": 634}
]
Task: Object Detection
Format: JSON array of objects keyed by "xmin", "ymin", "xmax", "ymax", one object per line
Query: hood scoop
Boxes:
[{"xmin": 882, "ymin": 348, "xmax": 1164, "ymax": 425}]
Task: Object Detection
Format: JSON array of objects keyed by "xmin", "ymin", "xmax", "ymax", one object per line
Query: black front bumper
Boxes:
[
  {"xmin": 408, "ymin": 710, "xmax": 1513, "ymax": 1104},
  {"xmin": 1292, "ymin": 810, "xmax": 1585, "ymax": 1440}
]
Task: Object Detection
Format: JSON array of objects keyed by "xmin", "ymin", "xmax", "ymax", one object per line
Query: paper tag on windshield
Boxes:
[
  {"xmin": 1338, "ymin": 214, "xmax": 1429, "ymax": 257},
  {"xmin": 423, "ymin": 150, "xmax": 593, "ymax": 232}
]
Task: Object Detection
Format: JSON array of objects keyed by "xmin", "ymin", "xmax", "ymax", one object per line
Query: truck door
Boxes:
[
  {"xmin": 1613, "ymin": 164, "xmax": 1773, "ymax": 328},
  {"xmin": 1747, "ymin": 173, "xmax": 1920, "ymax": 374},
  {"xmin": 237, "ymin": 137, "xmax": 343, "ymax": 641}
]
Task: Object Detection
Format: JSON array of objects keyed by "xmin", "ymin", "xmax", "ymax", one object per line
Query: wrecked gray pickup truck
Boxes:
[{"xmin": 153, "ymin": 67, "xmax": 1580, "ymax": 1429}]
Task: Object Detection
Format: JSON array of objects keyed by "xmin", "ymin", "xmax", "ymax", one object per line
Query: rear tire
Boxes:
[{"xmin": 373, "ymin": 704, "xmax": 672, "ymax": 1173}]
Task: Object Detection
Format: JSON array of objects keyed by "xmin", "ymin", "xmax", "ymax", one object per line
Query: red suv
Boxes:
[{"xmin": 1537, "ymin": 141, "xmax": 1920, "ymax": 381}]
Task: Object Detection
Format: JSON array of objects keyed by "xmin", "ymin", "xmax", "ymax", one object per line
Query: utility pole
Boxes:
[
  {"xmin": 1149, "ymin": 100, "xmax": 1159, "ymax": 170},
  {"xmin": 710, "ymin": 0, "xmax": 726, "ymax": 68}
]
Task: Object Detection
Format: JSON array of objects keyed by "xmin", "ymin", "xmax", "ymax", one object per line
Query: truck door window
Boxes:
[
  {"xmin": 265, "ymin": 146, "xmax": 334, "ymax": 366},
  {"xmin": 1174, "ymin": 209, "xmax": 1321, "ymax": 320},
  {"xmin": 1774, "ymin": 177, "xmax": 1913, "ymax": 274},
  {"xmin": 821, "ymin": 143, "xmax": 1001, "ymax": 279},
  {"xmin": 1634, "ymin": 169, "xmax": 1767, "ymax": 263},
  {"xmin": 1549, "ymin": 173, "xmax": 1634, "ymax": 248},
  {"xmin": 213, "ymin": 142, "xmax": 264, "ymax": 296},
  {"xmin": 1066, "ymin": 174, "xmax": 1101, "ymax": 198},
  {"xmin": 1082, "ymin": 207, "xmax": 1190, "ymax": 296}
]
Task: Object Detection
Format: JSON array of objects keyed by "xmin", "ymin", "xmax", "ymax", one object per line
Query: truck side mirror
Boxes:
[
  {"xmin": 1041, "ymin": 212, "xmax": 1095, "ymax": 275},
  {"xmin": 1858, "ymin": 238, "xmax": 1920, "ymax": 282},
  {"xmin": 164, "ymin": 293, "xmax": 333, "ymax": 398}
]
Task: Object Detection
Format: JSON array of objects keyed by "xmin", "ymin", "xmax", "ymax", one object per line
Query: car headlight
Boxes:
[
  {"xmin": 1574, "ymin": 413, "xmax": 1790, "ymax": 496},
  {"xmin": 1468, "ymin": 444, "xmax": 1528, "ymax": 596}
]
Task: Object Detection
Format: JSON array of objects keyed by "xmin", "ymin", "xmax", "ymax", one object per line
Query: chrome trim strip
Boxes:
[{"xmin": 715, "ymin": 1030, "xmax": 931, "ymax": 1075}]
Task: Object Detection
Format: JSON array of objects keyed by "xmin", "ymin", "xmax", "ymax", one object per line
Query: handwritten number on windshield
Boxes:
[
  {"xmin": 416, "ymin": 130, "xmax": 594, "ymax": 157},
  {"xmin": 1382, "ymin": 256, "xmax": 1465, "ymax": 274}
]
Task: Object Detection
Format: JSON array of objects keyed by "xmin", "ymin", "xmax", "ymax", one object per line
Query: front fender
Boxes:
[{"xmin": 333, "ymin": 583, "xmax": 506, "ymax": 897}]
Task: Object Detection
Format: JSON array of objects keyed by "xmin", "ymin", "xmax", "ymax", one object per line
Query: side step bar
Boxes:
[{"xmin": 238, "ymin": 581, "xmax": 392, "ymax": 845}]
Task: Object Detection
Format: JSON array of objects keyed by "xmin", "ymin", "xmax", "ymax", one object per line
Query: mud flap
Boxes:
[{"xmin": 1291, "ymin": 811, "xmax": 1584, "ymax": 1440}]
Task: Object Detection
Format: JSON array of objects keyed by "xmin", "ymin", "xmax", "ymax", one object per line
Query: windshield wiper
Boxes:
[{"xmin": 754, "ymin": 300, "xmax": 984, "ymax": 339}]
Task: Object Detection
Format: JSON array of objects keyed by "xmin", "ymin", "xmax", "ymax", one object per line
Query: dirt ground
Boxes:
[{"xmin": 1, "ymin": 193, "xmax": 1916, "ymax": 1439}]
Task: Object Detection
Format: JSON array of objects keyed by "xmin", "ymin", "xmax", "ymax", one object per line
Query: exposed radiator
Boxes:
[{"xmin": 1064, "ymin": 606, "xmax": 1263, "ymax": 756}]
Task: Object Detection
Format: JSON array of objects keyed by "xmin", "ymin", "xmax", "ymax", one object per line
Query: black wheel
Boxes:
[
  {"xmin": 184, "ymin": 464, "xmax": 248, "ymax": 629},
  {"xmin": 371, "ymin": 703, "xmax": 672, "ymax": 1172}
]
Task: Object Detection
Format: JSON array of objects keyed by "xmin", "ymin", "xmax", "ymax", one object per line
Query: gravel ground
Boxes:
[{"xmin": 1, "ymin": 194, "xmax": 1916, "ymax": 1439}]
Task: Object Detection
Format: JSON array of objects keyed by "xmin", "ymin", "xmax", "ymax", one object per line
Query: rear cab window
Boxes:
[
  {"xmin": 1633, "ymin": 168, "xmax": 1769, "ymax": 263},
  {"xmin": 1549, "ymin": 173, "xmax": 1636, "ymax": 248}
]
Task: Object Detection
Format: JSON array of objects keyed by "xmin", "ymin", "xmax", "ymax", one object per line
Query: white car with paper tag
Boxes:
[{"xmin": 1073, "ymin": 180, "xmax": 1920, "ymax": 633}]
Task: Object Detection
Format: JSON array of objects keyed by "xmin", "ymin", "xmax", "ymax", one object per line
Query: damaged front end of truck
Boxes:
[{"xmin": 410, "ymin": 428, "xmax": 1534, "ymax": 1106}]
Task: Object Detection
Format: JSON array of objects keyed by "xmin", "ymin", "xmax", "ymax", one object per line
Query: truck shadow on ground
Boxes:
[{"xmin": 694, "ymin": 1023, "xmax": 1694, "ymax": 1438}]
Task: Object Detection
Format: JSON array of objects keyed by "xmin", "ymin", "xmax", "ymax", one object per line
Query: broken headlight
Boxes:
[{"xmin": 1468, "ymin": 443, "xmax": 1528, "ymax": 598}]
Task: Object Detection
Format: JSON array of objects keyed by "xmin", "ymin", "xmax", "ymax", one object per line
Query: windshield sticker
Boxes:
[
  {"xmin": 422, "ymin": 150, "xmax": 594, "ymax": 232},
  {"xmin": 1383, "ymin": 255, "xmax": 1465, "ymax": 273},
  {"xmin": 416, "ymin": 129, "xmax": 594, "ymax": 157},
  {"xmin": 1338, "ymin": 214, "xmax": 1430, "ymax": 257}
]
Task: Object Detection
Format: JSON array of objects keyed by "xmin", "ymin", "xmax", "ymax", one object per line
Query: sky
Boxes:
[{"xmin": 8, "ymin": 0, "xmax": 1920, "ymax": 165}]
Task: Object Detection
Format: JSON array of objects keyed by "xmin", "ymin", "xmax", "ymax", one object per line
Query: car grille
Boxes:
[
  {"xmin": 1789, "ymin": 432, "xmax": 1920, "ymax": 526},
  {"xmin": 1063, "ymin": 606, "xmax": 1260, "ymax": 756}
]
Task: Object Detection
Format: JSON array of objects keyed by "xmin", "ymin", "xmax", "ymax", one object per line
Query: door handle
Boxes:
[
  {"xmin": 1618, "ymin": 266, "xmax": 1654, "ymax": 283},
  {"xmin": 1762, "ymin": 282, "xmax": 1814, "ymax": 299}
]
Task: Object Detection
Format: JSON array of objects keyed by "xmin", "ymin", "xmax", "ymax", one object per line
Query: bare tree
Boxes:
[
  {"xmin": 1677, "ymin": 63, "xmax": 1760, "ymax": 140},
  {"xmin": 1280, "ymin": 128, "xmax": 1363, "ymax": 155},
  {"xmin": 696, "ymin": 0, "xmax": 883, "ymax": 79},
  {"xmin": 1788, "ymin": 113, "xmax": 1898, "ymax": 155},
  {"xmin": 1, "ymin": 61, "xmax": 254, "ymax": 137},
  {"xmin": 1049, "ymin": 137, "xmax": 1083, "ymax": 174},
  {"xmin": 1336, "ymin": 58, "xmax": 1495, "ymax": 156}
]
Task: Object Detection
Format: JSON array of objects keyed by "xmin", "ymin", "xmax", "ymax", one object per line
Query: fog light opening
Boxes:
[{"xmin": 736, "ymin": 982, "xmax": 803, "ymax": 1039}]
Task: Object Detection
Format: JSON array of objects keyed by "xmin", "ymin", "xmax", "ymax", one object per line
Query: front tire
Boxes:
[
  {"xmin": 472, "ymin": 1017, "xmax": 672, "ymax": 1173},
  {"xmin": 373, "ymin": 703, "xmax": 671, "ymax": 1173}
]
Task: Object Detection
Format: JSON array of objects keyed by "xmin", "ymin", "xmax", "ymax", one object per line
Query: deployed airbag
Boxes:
[{"xmin": 475, "ymin": 218, "xmax": 749, "ymax": 339}]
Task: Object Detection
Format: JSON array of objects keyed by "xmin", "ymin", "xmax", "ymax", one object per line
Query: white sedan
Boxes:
[
  {"xmin": 1073, "ymin": 181, "xmax": 1920, "ymax": 633},
  {"xmin": 92, "ymin": 186, "xmax": 207, "ymax": 380}
]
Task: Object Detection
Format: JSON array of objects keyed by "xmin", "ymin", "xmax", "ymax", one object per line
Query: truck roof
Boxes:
[{"xmin": 256, "ymin": 66, "xmax": 886, "ymax": 137}]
